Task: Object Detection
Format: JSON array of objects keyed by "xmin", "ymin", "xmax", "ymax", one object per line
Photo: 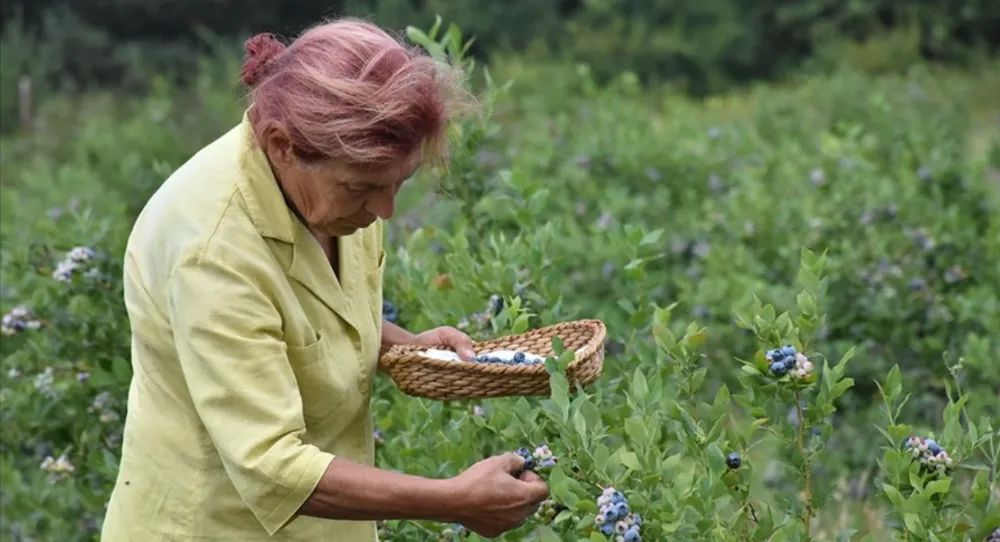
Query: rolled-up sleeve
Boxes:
[{"xmin": 167, "ymin": 246, "xmax": 334, "ymax": 535}]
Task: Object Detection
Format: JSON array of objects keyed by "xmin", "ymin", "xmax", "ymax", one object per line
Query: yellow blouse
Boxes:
[{"xmin": 101, "ymin": 112, "xmax": 384, "ymax": 541}]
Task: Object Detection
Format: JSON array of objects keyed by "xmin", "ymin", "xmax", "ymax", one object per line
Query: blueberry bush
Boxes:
[{"xmin": 2, "ymin": 19, "xmax": 999, "ymax": 542}]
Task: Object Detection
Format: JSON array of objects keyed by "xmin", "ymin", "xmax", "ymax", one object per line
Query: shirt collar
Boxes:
[{"xmin": 236, "ymin": 110, "xmax": 298, "ymax": 244}]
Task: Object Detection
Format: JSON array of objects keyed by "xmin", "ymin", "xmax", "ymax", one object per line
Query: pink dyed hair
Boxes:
[{"xmin": 240, "ymin": 18, "xmax": 473, "ymax": 169}]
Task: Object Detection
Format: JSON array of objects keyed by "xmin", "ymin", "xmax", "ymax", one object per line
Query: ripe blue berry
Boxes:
[
  {"xmin": 726, "ymin": 452, "xmax": 741, "ymax": 469},
  {"xmin": 624, "ymin": 526, "xmax": 641, "ymax": 541},
  {"xmin": 514, "ymin": 352, "xmax": 526, "ymax": 363},
  {"xmin": 600, "ymin": 523, "xmax": 615, "ymax": 536},
  {"xmin": 781, "ymin": 344, "xmax": 797, "ymax": 356},
  {"xmin": 770, "ymin": 362, "xmax": 788, "ymax": 376},
  {"xmin": 382, "ymin": 300, "xmax": 399, "ymax": 323}
]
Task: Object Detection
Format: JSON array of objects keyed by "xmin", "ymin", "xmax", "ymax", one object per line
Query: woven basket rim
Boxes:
[{"xmin": 379, "ymin": 318, "xmax": 607, "ymax": 374}]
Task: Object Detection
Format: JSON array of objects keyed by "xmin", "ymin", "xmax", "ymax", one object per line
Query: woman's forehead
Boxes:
[{"xmin": 334, "ymin": 153, "xmax": 421, "ymax": 187}]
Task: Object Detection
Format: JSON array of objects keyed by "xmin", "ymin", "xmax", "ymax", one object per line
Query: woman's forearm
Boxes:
[
  {"xmin": 380, "ymin": 319, "xmax": 416, "ymax": 355},
  {"xmin": 299, "ymin": 456, "xmax": 458, "ymax": 522}
]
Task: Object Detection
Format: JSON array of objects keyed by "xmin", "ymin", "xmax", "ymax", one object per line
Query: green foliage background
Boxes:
[
  {"xmin": 3, "ymin": 0, "xmax": 1000, "ymax": 130},
  {"xmin": 1, "ymin": 9, "xmax": 999, "ymax": 542}
]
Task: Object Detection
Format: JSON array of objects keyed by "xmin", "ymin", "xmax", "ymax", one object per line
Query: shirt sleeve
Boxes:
[{"xmin": 167, "ymin": 244, "xmax": 335, "ymax": 535}]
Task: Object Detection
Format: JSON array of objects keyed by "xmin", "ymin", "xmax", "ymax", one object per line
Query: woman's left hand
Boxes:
[{"xmin": 414, "ymin": 326, "xmax": 476, "ymax": 360}]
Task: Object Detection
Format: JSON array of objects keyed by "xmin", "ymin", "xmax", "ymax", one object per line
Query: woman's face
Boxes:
[{"xmin": 263, "ymin": 129, "xmax": 421, "ymax": 237}]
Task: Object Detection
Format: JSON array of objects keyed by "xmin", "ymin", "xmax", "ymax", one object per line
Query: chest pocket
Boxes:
[{"xmin": 285, "ymin": 329, "xmax": 365, "ymax": 427}]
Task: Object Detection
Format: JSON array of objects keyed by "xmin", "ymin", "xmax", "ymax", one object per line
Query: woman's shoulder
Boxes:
[{"xmin": 125, "ymin": 125, "xmax": 275, "ymax": 275}]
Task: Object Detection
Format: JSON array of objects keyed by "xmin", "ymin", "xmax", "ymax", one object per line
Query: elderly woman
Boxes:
[{"xmin": 100, "ymin": 18, "xmax": 549, "ymax": 542}]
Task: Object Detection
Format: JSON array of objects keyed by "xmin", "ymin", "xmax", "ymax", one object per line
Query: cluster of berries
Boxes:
[
  {"xmin": 52, "ymin": 246, "xmax": 99, "ymax": 283},
  {"xmin": 516, "ymin": 445, "xmax": 557, "ymax": 471},
  {"xmin": 40, "ymin": 454, "xmax": 75, "ymax": 475},
  {"xmin": 437, "ymin": 524, "xmax": 468, "ymax": 540},
  {"xmin": 1, "ymin": 305, "xmax": 43, "ymax": 336},
  {"xmin": 375, "ymin": 521, "xmax": 391, "ymax": 540},
  {"xmin": 533, "ymin": 498, "xmax": 568, "ymax": 523},
  {"xmin": 765, "ymin": 345, "xmax": 814, "ymax": 380},
  {"xmin": 904, "ymin": 436, "xmax": 954, "ymax": 476},
  {"xmin": 595, "ymin": 487, "xmax": 642, "ymax": 541},
  {"xmin": 471, "ymin": 350, "xmax": 542, "ymax": 365}
]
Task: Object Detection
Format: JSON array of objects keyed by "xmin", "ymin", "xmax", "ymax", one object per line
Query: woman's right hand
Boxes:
[{"xmin": 445, "ymin": 453, "xmax": 551, "ymax": 538}]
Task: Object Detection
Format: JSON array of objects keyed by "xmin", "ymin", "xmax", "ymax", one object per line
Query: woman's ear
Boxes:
[{"xmin": 262, "ymin": 126, "xmax": 296, "ymax": 169}]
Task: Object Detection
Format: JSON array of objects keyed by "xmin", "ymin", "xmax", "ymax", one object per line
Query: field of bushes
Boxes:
[{"xmin": 2, "ymin": 20, "xmax": 999, "ymax": 542}]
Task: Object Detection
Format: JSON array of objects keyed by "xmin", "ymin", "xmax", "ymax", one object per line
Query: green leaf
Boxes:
[
  {"xmin": 102, "ymin": 448, "xmax": 119, "ymax": 471},
  {"xmin": 903, "ymin": 513, "xmax": 926, "ymax": 537},
  {"xmin": 512, "ymin": 313, "xmax": 531, "ymax": 334},
  {"xmin": 713, "ymin": 384, "xmax": 731, "ymax": 409},
  {"xmin": 625, "ymin": 417, "xmax": 647, "ymax": 445},
  {"xmin": 573, "ymin": 409, "xmax": 588, "ymax": 443},
  {"xmin": 836, "ymin": 346, "xmax": 856, "ymax": 370},
  {"xmin": 796, "ymin": 290, "xmax": 817, "ymax": 316},
  {"xmin": 536, "ymin": 528, "xmax": 562, "ymax": 542},
  {"xmin": 619, "ymin": 449, "xmax": 642, "ymax": 472},
  {"xmin": 690, "ymin": 367, "xmax": 707, "ymax": 391},
  {"xmin": 111, "ymin": 357, "xmax": 131, "ymax": 385},
  {"xmin": 682, "ymin": 326, "xmax": 708, "ymax": 349},
  {"xmin": 760, "ymin": 304, "xmax": 776, "ymax": 325},
  {"xmin": 661, "ymin": 453, "xmax": 682, "ymax": 478},
  {"xmin": 882, "ymin": 484, "xmax": 906, "ymax": 509},
  {"xmin": 617, "ymin": 298, "xmax": 637, "ymax": 315},
  {"xmin": 594, "ymin": 444, "xmax": 610, "ymax": 470},
  {"xmin": 639, "ymin": 229, "xmax": 664, "ymax": 246},
  {"xmin": 548, "ymin": 466, "xmax": 578, "ymax": 507},
  {"xmin": 874, "ymin": 426, "xmax": 896, "ymax": 446},
  {"xmin": 828, "ymin": 378, "xmax": 855, "ymax": 401},
  {"xmin": 549, "ymin": 373, "xmax": 570, "ymax": 419},
  {"xmin": 632, "ymin": 368, "xmax": 648, "ymax": 402},
  {"xmin": 884, "ymin": 364, "xmax": 902, "ymax": 401},
  {"xmin": 924, "ymin": 478, "xmax": 951, "ymax": 497}
]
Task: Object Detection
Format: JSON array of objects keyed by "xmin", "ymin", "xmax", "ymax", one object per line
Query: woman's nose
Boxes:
[{"xmin": 366, "ymin": 191, "xmax": 396, "ymax": 220}]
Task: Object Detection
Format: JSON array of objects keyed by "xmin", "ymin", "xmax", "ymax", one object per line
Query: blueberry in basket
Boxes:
[{"xmin": 471, "ymin": 349, "xmax": 544, "ymax": 365}]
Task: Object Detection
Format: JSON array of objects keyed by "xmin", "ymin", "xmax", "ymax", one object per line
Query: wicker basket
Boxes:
[{"xmin": 378, "ymin": 319, "xmax": 607, "ymax": 401}]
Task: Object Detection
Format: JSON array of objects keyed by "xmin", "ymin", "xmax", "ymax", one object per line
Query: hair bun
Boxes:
[{"xmin": 240, "ymin": 33, "xmax": 287, "ymax": 88}]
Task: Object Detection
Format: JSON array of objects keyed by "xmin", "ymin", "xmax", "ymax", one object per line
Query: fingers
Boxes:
[
  {"xmin": 499, "ymin": 452, "xmax": 527, "ymax": 473},
  {"xmin": 517, "ymin": 469, "xmax": 544, "ymax": 484},
  {"xmin": 437, "ymin": 326, "xmax": 475, "ymax": 360},
  {"xmin": 450, "ymin": 335, "xmax": 475, "ymax": 360},
  {"xmin": 511, "ymin": 463, "xmax": 550, "ymax": 501}
]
